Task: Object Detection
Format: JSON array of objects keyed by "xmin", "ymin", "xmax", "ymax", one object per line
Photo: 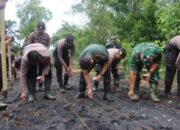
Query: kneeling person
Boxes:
[{"xmin": 20, "ymin": 43, "xmax": 55, "ymax": 102}]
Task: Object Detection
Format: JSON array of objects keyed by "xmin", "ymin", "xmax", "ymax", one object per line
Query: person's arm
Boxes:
[
  {"xmin": 175, "ymin": 53, "xmax": 180, "ymax": 70},
  {"xmin": 82, "ymin": 69, "xmax": 93, "ymax": 98},
  {"xmin": 128, "ymin": 71, "xmax": 137, "ymax": 98},
  {"xmin": 57, "ymin": 44, "xmax": 68, "ymax": 70},
  {"xmin": 95, "ymin": 58, "xmax": 112, "ymax": 82},
  {"xmin": 39, "ymin": 58, "xmax": 51, "ymax": 83},
  {"xmin": 20, "ymin": 59, "xmax": 28, "ymax": 101},
  {"xmin": 145, "ymin": 63, "xmax": 160, "ymax": 80}
]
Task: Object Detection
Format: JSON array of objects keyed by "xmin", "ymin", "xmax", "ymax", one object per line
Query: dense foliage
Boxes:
[
  {"xmin": 16, "ymin": 0, "xmax": 52, "ymax": 40},
  {"xmin": 5, "ymin": 0, "xmax": 180, "ymax": 61}
]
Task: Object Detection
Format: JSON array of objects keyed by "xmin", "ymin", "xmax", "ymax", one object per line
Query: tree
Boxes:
[
  {"xmin": 155, "ymin": 2, "xmax": 180, "ymax": 41},
  {"xmin": 16, "ymin": 0, "xmax": 52, "ymax": 39},
  {"xmin": 72, "ymin": 0, "xmax": 116, "ymax": 44},
  {"xmin": 5, "ymin": 20, "xmax": 21, "ymax": 54}
]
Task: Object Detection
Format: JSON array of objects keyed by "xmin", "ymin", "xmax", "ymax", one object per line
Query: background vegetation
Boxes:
[{"xmin": 6, "ymin": 0, "xmax": 180, "ymax": 69}]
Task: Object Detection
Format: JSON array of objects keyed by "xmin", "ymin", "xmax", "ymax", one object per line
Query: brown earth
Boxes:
[{"xmin": 0, "ymin": 70, "xmax": 180, "ymax": 130}]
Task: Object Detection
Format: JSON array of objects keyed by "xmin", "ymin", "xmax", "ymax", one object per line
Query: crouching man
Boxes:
[
  {"xmin": 77, "ymin": 44, "xmax": 113, "ymax": 101},
  {"xmin": 128, "ymin": 42, "xmax": 162, "ymax": 102},
  {"xmin": 20, "ymin": 43, "xmax": 55, "ymax": 102}
]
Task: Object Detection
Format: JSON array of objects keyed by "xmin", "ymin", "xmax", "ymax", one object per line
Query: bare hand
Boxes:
[
  {"xmin": 94, "ymin": 74, "xmax": 102, "ymax": 82},
  {"xmin": 142, "ymin": 72, "xmax": 151, "ymax": 81},
  {"xmin": 88, "ymin": 88, "xmax": 93, "ymax": 98},
  {"xmin": 65, "ymin": 67, "xmax": 73, "ymax": 77},
  {"xmin": 128, "ymin": 90, "xmax": 134, "ymax": 99},
  {"xmin": 37, "ymin": 75, "xmax": 45, "ymax": 84},
  {"xmin": 20, "ymin": 92, "xmax": 27, "ymax": 101}
]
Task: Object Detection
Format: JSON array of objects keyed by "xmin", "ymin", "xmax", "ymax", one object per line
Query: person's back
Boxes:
[
  {"xmin": 170, "ymin": 35, "xmax": 180, "ymax": 49},
  {"xmin": 80, "ymin": 44, "xmax": 109, "ymax": 64},
  {"xmin": 130, "ymin": 42, "xmax": 161, "ymax": 68}
]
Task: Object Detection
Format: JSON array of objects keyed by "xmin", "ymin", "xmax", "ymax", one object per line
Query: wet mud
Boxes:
[{"xmin": 0, "ymin": 72, "xmax": 180, "ymax": 130}]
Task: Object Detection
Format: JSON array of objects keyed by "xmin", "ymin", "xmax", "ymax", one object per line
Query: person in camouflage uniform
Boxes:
[{"xmin": 128, "ymin": 42, "xmax": 162, "ymax": 102}]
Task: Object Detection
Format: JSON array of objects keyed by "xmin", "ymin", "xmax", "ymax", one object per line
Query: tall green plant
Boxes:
[{"xmin": 16, "ymin": 0, "xmax": 52, "ymax": 39}]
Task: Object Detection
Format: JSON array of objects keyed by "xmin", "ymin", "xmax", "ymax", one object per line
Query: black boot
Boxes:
[
  {"xmin": 64, "ymin": 74, "xmax": 72, "ymax": 90},
  {"xmin": 75, "ymin": 92, "xmax": 85, "ymax": 99},
  {"xmin": 44, "ymin": 79, "xmax": 56, "ymax": 100},
  {"xmin": 103, "ymin": 93, "xmax": 114, "ymax": 102},
  {"xmin": 0, "ymin": 102, "xmax": 8, "ymax": 111},
  {"xmin": 27, "ymin": 79, "xmax": 36, "ymax": 102},
  {"xmin": 177, "ymin": 84, "xmax": 180, "ymax": 96},
  {"xmin": 59, "ymin": 82, "xmax": 66, "ymax": 93},
  {"xmin": 37, "ymin": 82, "xmax": 44, "ymax": 92},
  {"xmin": 165, "ymin": 85, "xmax": 171, "ymax": 95},
  {"xmin": 114, "ymin": 78, "xmax": 119, "ymax": 91},
  {"xmin": 93, "ymin": 79, "xmax": 99, "ymax": 91}
]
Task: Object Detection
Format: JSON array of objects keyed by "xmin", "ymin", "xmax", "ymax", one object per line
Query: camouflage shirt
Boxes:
[{"xmin": 130, "ymin": 42, "xmax": 162, "ymax": 72}]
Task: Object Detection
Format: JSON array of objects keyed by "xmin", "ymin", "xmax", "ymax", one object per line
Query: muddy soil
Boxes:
[{"xmin": 0, "ymin": 71, "xmax": 180, "ymax": 130}]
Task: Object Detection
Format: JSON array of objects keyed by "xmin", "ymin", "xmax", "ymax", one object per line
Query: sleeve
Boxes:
[
  {"xmin": 129, "ymin": 54, "xmax": 138, "ymax": 72},
  {"xmin": 154, "ymin": 52, "xmax": 162, "ymax": 64}
]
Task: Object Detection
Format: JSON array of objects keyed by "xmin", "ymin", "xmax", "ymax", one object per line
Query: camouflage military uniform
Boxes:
[
  {"xmin": 129, "ymin": 42, "xmax": 162, "ymax": 101},
  {"xmin": 130, "ymin": 42, "xmax": 161, "ymax": 83}
]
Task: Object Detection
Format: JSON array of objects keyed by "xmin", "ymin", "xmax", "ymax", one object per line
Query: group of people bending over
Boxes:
[{"xmin": 1, "ymin": 21, "xmax": 180, "ymax": 104}]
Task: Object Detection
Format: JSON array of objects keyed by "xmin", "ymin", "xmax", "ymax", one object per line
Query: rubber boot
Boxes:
[
  {"xmin": 150, "ymin": 83, "xmax": 160, "ymax": 102},
  {"xmin": 37, "ymin": 82, "xmax": 44, "ymax": 92},
  {"xmin": 26, "ymin": 79, "xmax": 36, "ymax": 102},
  {"xmin": 76, "ymin": 75, "xmax": 86, "ymax": 99},
  {"xmin": 0, "ymin": 102, "xmax": 8, "ymax": 111},
  {"xmin": 64, "ymin": 74, "xmax": 71, "ymax": 90},
  {"xmin": 75, "ymin": 92, "xmax": 86, "ymax": 99},
  {"xmin": 93, "ymin": 79, "xmax": 99, "ymax": 91},
  {"xmin": 114, "ymin": 78, "xmax": 119, "ymax": 91},
  {"xmin": 131, "ymin": 76, "xmax": 140, "ymax": 101},
  {"xmin": 103, "ymin": 81, "xmax": 114, "ymax": 102},
  {"xmin": 131, "ymin": 85, "xmax": 140, "ymax": 101},
  {"xmin": 44, "ymin": 79, "xmax": 56, "ymax": 100},
  {"xmin": 177, "ymin": 84, "xmax": 180, "ymax": 97},
  {"xmin": 103, "ymin": 93, "xmax": 114, "ymax": 102},
  {"xmin": 164, "ymin": 85, "xmax": 171, "ymax": 95},
  {"xmin": 59, "ymin": 82, "xmax": 66, "ymax": 93}
]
